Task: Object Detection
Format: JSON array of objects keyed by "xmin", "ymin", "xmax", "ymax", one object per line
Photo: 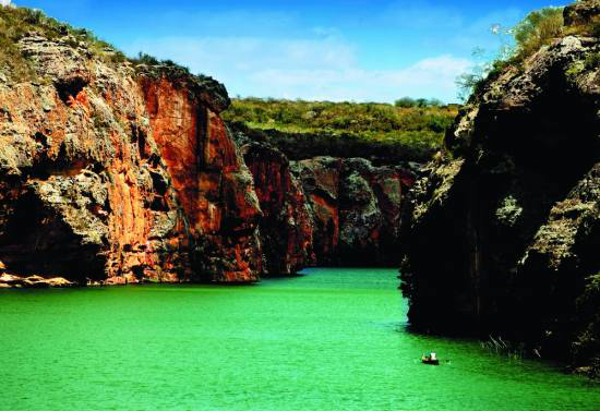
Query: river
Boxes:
[{"xmin": 1, "ymin": 268, "xmax": 598, "ymax": 410}]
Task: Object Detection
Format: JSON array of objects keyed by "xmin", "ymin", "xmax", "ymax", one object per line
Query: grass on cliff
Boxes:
[
  {"xmin": 458, "ymin": 4, "xmax": 600, "ymax": 102},
  {"xmin": 223, "ymin": 98, "xmax": 459, "ymax": 163},
  {"xmin": 457, "ymin": 7, "xmax": 564, "ymax": 101},
  {"xmin": 512, "ymin": 7, "xmax": 564, "ymax": 62},
  {"xmin": 0, "ymin": 5, "xmax": 127, "ymax": 81}
]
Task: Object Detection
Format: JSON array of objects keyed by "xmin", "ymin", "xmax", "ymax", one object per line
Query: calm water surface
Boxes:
[{"xmin": 1, "ymin": 268, "xmax": 599, "ymax": 410}]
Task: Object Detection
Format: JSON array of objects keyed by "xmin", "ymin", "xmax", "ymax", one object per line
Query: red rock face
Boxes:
[
  {"xmin": 293, "ymin": 157, "xmax": 411, "ymax": 266},
  {"xmin": 241, "ymin": 143, "xmax": 315, "ymax": 276},
  {"xmin": 139, "ymin": 77, "xmax": 263, "ymax": 282},
  {"xmin": 0, "ymin": 35, "xmax": 262, "ymax": 284},
  {"xmin": 0, "ymin": 31, "xmax": 414, "ymax": 286},
  {"xmin": 0, "ymin": 73, "xmax": 185, "ymax": 283},
  {"xmin": 291, "ymin": 157, "xmax": 343, "ymax": 264}
]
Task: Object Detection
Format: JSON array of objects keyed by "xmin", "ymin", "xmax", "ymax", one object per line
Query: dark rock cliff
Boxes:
[
  {"xmin": 293, "ymin": 157, "xmax": 413, "ymax": 266},
  {"xmin": 400, "ymin": 2, "xmax": 600, "ymax": 373}
]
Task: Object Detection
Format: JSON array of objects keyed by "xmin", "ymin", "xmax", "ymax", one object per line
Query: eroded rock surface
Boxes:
[
  {"xmin": 400, "ymin": 7, "xmax": 600, "ymax": 371},
  {"xmin": 241, "ymin": 142, "xmax": 315, "ymax": 276},
  {"xmin": 0, "ymin": 13, "xmax": 416, "ymax": 285},
  {"xmin": 0, "ymin": 33, "xmax": 263, "ymax": 284},
  {"xmin": 293, "ymin": 157, "xmax": 413, "ymax": 266},
  {"xmin": 139, "ymin": 74, "xmax": 262, "ymax": 283}
]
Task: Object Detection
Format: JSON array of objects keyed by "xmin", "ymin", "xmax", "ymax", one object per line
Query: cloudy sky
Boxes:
[{"xmin": 12, "ymin": 0, "xmax": 569, "ymax": 103}]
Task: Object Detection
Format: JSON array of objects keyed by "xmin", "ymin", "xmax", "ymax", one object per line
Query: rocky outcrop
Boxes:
[
  {"xmin": 564, "ymin": 0, "xmax": 600, "ymax": 27},
  {"xmin": 240, "ymin": 142, "xmax": 315, "ymax": 276},
  {"xmin": 293, "ymin": 157, "xmax": 414, "ymax": 266},
  {"xmin": 0, "ymin": 8, "xmax": 416, "ymax": 285},
  {"xmin": 139, "ymin": 72, "xmax": 263, "ymax": 283},
  {"xmin": 400, "ymin": 4, "xmax": 600, "ymax": 372},
  {"xmin": 231, "ymin": 122, "xmax": 415, "ymax": 272},
  {"xmin": 0, "ymin": 273, "xmax": 73, "ymax": 288},
  {"xmin": 0, "ymin": 31, "xmax": 263, "ymax": 284}
]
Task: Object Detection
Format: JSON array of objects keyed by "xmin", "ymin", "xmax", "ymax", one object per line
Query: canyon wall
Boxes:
[
  {"xmin": 240, "ymin": 142, "xmax": 315, "ymax": 276},
  {"xmin": 0, "ymin": 24, "xmax": 413, "ymax": 286},
  {"xmin": 292, "ymin": 157, "xmax": 413, "ymax": 266},
  {"xmin": 233, "ymin": 129, "xmax": 414, "ymax": 272},
  {"xmin": 400, "ymin": 2, "xmax": 600, "ymax": 373},
  {"xmin": 0, "ymin": 33, "xmax": 263, "ymax": 285}
]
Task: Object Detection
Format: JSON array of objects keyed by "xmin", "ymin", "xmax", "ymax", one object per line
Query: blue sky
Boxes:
[{"xmin": 10, "ymin": 0, "xmax": 570, "ymax": 102}]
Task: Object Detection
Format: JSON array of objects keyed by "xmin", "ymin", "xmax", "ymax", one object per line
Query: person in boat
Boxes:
[{"xmin": 422, "ymin": 352, "xmax": 439, "ymax": 364}]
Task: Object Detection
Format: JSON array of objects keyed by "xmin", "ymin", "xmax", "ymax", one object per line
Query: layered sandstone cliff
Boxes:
[{"xmin": 400, "ymin": 2, "xmax": 600, "ymax": 373}]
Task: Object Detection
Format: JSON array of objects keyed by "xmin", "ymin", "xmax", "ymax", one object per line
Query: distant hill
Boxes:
[{"xmin": 223, "ymin": 98, "xmax": 459, "ymax": 164}]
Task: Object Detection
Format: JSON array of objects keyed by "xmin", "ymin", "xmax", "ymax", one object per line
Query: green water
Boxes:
[{"xmin": 1, "ymin": 268, "xmax": 598, "ymax": 411}]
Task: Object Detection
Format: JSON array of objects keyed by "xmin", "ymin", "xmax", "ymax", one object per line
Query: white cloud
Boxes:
[
  {"xmin": 248, "ymin": 54, "xmax": 471, "ymax": 102},
  {"xmin": 126, "ymin": 35, "xmax": 356, "ymax": 72},
  {"xmin": 124, "ymin": 35, "xmax": 471, "ymax": 103},
  {"xmin": 0, "ymin": 0, "xmax": 12, "ymax": 6}
]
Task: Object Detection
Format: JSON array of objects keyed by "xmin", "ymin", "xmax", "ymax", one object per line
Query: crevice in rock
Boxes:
[
  {"xmin": 131, "ymin": 125, "xmax": 148, "ymax": 159},
  {"xmin": 55, "ymin": 77, "xmax": 88, "ymax": 105}
]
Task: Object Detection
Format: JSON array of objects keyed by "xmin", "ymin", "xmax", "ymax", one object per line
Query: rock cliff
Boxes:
[
  {"xmin": 240, "ymin": 141, "xmax": 315, "ymax": 276},
  {"xmin": 293, "ymin": 157, "xmax": 413, "ymax": 266},
  {"xmin": 0, "ymin": 25, "xmax": 262, "ymax": 284},
  {"xmin": 232, "ymin": 127, "xmax": 414, "ymax": 270},
  {"xmin": 400, "ymin": 2, "xmax": 600, "ymax": 373},
  {"xmin": 0, "ymin": 7, "xmax": 414, "ymax": 286}
]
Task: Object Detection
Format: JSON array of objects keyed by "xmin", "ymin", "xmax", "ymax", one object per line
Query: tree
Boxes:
[
  {"xmin": 513, "ymin": 7, "xmax": 563, "ymax": 60},
  {"xmin": 394, "ymin": 97, "xmax": 416, "ymax": 108}
]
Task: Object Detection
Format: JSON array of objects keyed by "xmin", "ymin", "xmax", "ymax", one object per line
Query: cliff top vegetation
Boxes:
[
  {"xmin": 224, "ymin": 98, "xmax": 459, "ymax": 163},
  {"xmin": 0, "ymin": 5, "xmax": 230, "ymax": 111},
  {"xmin": 0, "ymin": 4, "xmax": 129, "ymax": 81},
  {"xmin": 458, "ymin": 1, "xmax": 600, "ymax": 100}
]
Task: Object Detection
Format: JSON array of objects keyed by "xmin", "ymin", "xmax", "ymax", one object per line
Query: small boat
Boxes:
[{"xmin": 422, "ymin": 352, "xmax": 440, "ymax": 365}]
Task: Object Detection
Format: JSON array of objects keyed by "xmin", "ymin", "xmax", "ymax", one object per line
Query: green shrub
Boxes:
[
  {"xmin": 224, "ymin": 98, "xmax": 459, "ymax": 163},
  {"xmin": 513, "ymin": 7, "xmax": 564, "ymax": 61},
  {"xmin": 456, "ymin": 7, "xmax": 564, "ymax": 102},
  {"xmin": 129, "ymin": 52, "xmax": 160, "ymax": 66},
  {"xmin": 0, "ymin": 5, "xmax": 128, "ymax": 81},
  {"xmin": 564, "ymin": 13, "xmax": 600, "ymax": 38},
  {"xmin": 585, "ymin": 52, "xmax": 600, "ymax": 70},
  {"xmin": 394, "ymin": 97, "xmax": 443, "ymax": 108},
  {"xmin": 394, "ymin": 97, "xmax": 416, "ymax": 108}
]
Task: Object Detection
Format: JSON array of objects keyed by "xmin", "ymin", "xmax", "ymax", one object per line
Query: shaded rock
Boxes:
[
  {"xmin": 293, "ymin": 157, "xmax": 412, "ymax": 266},
  {"xmin": 241, "ymin": 142, "xmax": 315, "ymax": 276},
  {"xmin": 400, "ymin": 23, "xmax": 600, "ymax": 370},
  {"xmin": 564, "ymin": 0, "xmax": 600, "ymax": 27},
  {"xmin": 292, "ymin": 157, "xmax": 343, "ymax": 264}
]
